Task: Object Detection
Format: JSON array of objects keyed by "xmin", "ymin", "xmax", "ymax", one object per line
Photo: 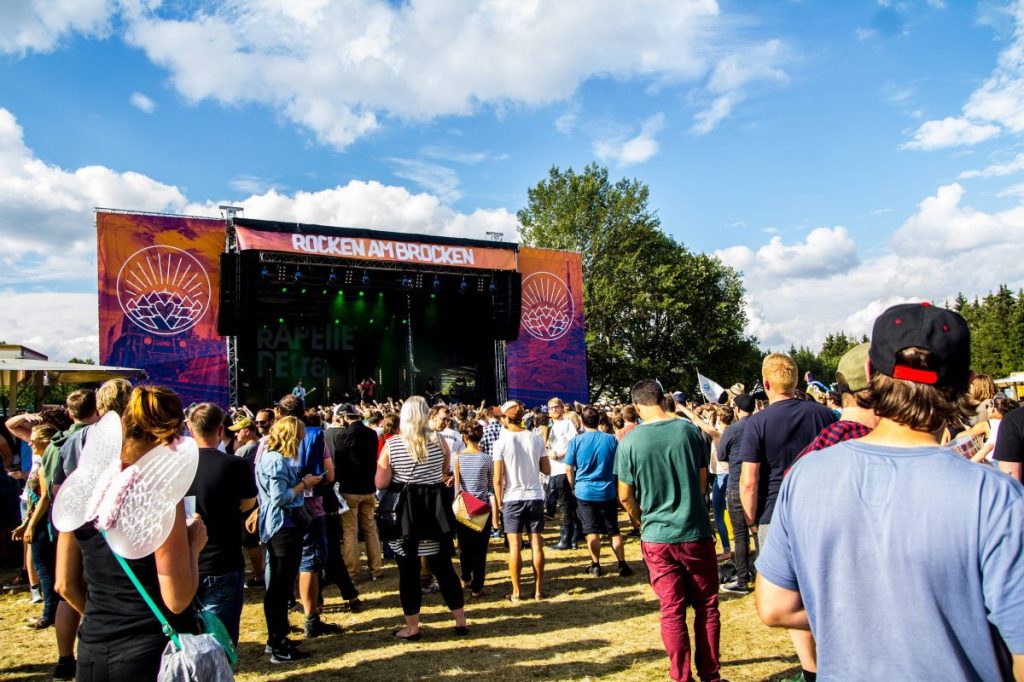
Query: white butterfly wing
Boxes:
[
  {"xmin": 51, "ymin": 412, "xmax": 123, "ymax": 533},
  {"xmin": 103, "ymin": 437, "xmax": 199, "ymax": 560}
]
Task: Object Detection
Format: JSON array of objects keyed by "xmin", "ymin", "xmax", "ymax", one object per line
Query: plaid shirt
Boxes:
[
  {"xmin": 787, "ymin": 419, "xmax": 873, "ymax": 474},
  {"xmin": 480, "ymin": 420, "xmax": 503, "ymax": 456}
]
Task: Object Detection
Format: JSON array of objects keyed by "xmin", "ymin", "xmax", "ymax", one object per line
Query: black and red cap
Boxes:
[{"xmin": 868, "ymin": 302, "xmax": 970, "ymax": 392}]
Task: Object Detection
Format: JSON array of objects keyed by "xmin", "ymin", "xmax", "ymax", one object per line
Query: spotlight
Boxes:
[
  {"xmin": 433, "ymin": 276, "xmax": 441, "ymax": 291},
  {"xmin": 293, "ymin": 269, "xmax": 303, "ymax": 282},
  {"xmin": 361, "ymin": 271, "xmax": 370, "ymax": 286},
  {"xmin": 401, "ymin": 275, "xmax": 412, "ymax": 288},
  {"xmin": 459, "ymin": 277, "xmax": 469, "ymax": 293},
  {"xmin": 260, "ymin": 267, "xmax": 270, "ymax": 280},
  {"xmin": 328, "ymin": 270, "xmax": 337, "ymax": 285},
  {"xmin": 489, "ymin": 279, "xmax": 498, "ymax": 293}
]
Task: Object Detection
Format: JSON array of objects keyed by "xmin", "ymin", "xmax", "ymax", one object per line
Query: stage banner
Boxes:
[
  {"xmin": 506, "ymin": 247, "xmax": 588, "ymax": 405},
  {"xmin": 235, "ymin": 226, "xmax": 517, "ymax": 271},
  {"xmin": 97, "ymin": 211, "xmax": 228, "ymax": 406}
]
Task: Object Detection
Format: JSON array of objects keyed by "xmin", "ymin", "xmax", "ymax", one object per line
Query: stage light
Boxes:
[
  {"xmin": 402, "ymin": 318, "xmax": 408, "ymax": 325},
  {"xmin": 328, "ymin": 270, "xmax": 337, "ymax": 285},
  {"xmin": 301, "ymin": 288, "xmax": 307, "ymax": 295},
  {"xmin": 322, "ymin": 289, "xmax": 327, "ymax": 295},
  {"xmin": 361, "ymin": 272, "xmax": 370, "ymax": 285},
  {"xmin": 337, "ymin": 291, "xmax": 343, "ymax": 298},
  {"xmin": 401, "ymin": 275, "xmax": 412, "ymax": 288},
  {"xmin": 459, "ymin": 277, "xmax": 468, "ymax": 293},
  {"xmin": 369, "ymin": 318, "xmax": 374, "ymax": 324},
  {"xmin": 433, "ymin": 276, "xmax": 441, "ymax": 291},
  {"xmin": 281, "ymin": 286, "xmax": 288, "ymax": 293},
  {"xmin": 489, "ymin": 279, "xmax": 498, "ymax": 293},
  {"xmin": 430, "ymin": 293, "xmax": 436, "ymax": 300},
  {"xmin": 334, "ymin": 318, "xmax": 340, "ymax": 325},
  {"xmin": 260, "ymin": 267, "xmax": 270, "ymax": 280},
  {"xmin": 359, "ymin": 291, "xmax": 364, "ymax": 297},
  {"xmin": 378, "ymin": 291, "xmax": 383, "ymax": 297},
  {"xmin": 278, "ymin": 317, "xmax": 284, "ymax": 324},
  {"xmin": 294, "ymin": 269, "xmax": 303, "ymax": 282}
]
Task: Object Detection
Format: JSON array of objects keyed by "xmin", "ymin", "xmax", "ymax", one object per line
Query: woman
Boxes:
[
  {"xmin": 11, "ymin": 424, "xmax": 57, "ymax": 629},
  {"xmin": 376, "ymin": 396, "xmax": 467, "ymax": 641},
  {"xmin": 55, "ymin": 386, "xmax": 207, "ymax": 681},
  {"xmin": 377, "ymin": 413, "xmax": 400, "ymax": 455},
  {"xmin": 256, "ymin": 416, "xmax": 322, "ymax": 663},
  {"xmin": 963, "ymin": 395, "xmax": 1019, "ymax": 464},
  {"xmin": 453, "ymin": 421, "xmax": 493, "ymax": 597},
  {"xmin": 969, "ymin": 374, "xmax": 997, "ymax": 423}
]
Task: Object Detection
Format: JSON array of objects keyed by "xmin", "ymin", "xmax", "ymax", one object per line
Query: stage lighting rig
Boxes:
[
  {"xmin": 260, "ymin": 267, "xmax": 270, "ymax": 280},
  {"xmin": 361, "ymin": 271, "xmax": 370, "ymax": 286},
  {"xmin": 328, "ymin": 269, "xmax": 337, "ymax": 285},
  {"xmin": 432, "ymin": 276, "xmax": 442, "ymax": 291},
  {"xmin": 489, "ymin": 278, "xmax": 498, "ymax": 293},
  {"xmin": 459, "ymin": 277, "xmax": 469, "ymax": 294},
  {"xmin": 293, "ymin": 269, "xmax": 303, "ymax": 282}
]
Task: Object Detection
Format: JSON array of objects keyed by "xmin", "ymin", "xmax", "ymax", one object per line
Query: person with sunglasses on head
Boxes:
[{"xmin": 546, "ymin": 397, "xmax": 582, "ymax": 551}]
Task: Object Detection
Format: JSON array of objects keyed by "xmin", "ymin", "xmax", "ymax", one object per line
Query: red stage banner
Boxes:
[
  {"xmin": 506, "ymin": 247, "xmax": 588, "ymax": 405},
  {"xmin": 97, "ymin": 212, "xmax": 228, "ymax": 406},
  {"xmin": 235, "ymin": 226, "xmax": 517, "ymax": 271}
]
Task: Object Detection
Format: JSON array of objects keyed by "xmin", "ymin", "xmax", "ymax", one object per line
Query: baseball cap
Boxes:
[
  {"xmin": 836, "ymin": 342, "xmax": 870, "ymax": 393},
  {"xmin": 334, "ymin": 403, "xmax": 361, "ymax": 418},
  {"xmin": 227, "ymin": 416, "xmax": 253, "ymax": 432},
  {"xmin": 672, "ymin": 391, "xmax": 687, "ymax": 404},
  {"xmin": 869, "ymin": 302, "xmax": 970, "ymax": 391},
  {"xmin": 733, "ymin": 394, "xmax": 755, "ymax": 413},
  {"xmin": 499, "ymin": 400, "xmax": 520, "ymax": 415}
]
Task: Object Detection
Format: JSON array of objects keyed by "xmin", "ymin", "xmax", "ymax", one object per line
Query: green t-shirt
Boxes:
[
  {"xmin": 614, "ymin": 417, "xmax": 713, "ymax": 544},
  {"xmin": 41, "ymin": 422, "xmax": 86, "ymax": 497}
]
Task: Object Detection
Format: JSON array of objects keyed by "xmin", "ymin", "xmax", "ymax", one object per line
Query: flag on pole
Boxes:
[{"xmin": 697, "ymin": 371, "xmax": 726, "ymax": 404}]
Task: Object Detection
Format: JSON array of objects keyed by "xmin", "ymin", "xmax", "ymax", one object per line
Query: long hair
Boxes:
[
  {"xmin": 400, "ymin": 396, "xmax": 432, "ymax": 463},
  {"xmin": 267, "ymin": 416, "xmax": 305, "ymax": 460},
  {"xmin": 122, "ymin": 386, "xmax": 184, "ymax": 465}
]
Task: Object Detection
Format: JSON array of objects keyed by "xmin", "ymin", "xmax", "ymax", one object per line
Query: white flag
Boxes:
[{"xmin": 697, "ymin": 372, "xmax": 726, "ymax": 404}]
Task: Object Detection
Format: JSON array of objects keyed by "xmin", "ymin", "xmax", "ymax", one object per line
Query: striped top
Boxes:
[
  {"xmin": 387, "ymin": 433, "xmax": 446, "ymax": 557},
  {"xmin": 455, "ymin": 451, "xmax": 493, "ymax": 501}
]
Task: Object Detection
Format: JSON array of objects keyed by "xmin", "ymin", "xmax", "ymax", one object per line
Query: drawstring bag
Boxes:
[{"xmin": 102, "ymin": 530, "xmax": 235, "ymax": 681}]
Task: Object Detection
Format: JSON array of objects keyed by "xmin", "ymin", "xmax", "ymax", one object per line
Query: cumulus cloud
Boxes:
[
  {"xmin": 717, "ymin": 184, "xmax": 1024, "ymax": 349},
  {"xmin": 593, "ymin": 114, "xmax": 665, "ymax": 166},
  {"xmin": 387, "ymin": 159, "xmax": 463, "ymax": 204},
  {"xmin": 903, "ymin": 116, "xmax": 1001, "ymax": 150},
  {"xmin": 0, "ymin": 0, "xmax": 113, "ymax": 55},
  {"xmin": 959, "ymin": 152, "xmax": 1024, "ymax": 178},
  {"xmin": 0, "ymin": 290, "xmax": 99, "ymax": 362},
  {"xmin": 129, "ymin": 91, "xmax": 156, "ymax": 113}
]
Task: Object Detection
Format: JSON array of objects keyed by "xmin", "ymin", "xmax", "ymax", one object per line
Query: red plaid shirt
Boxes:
[{"xmin": 786, "ymin": 419, "xmax": 873, "ymax": 474}]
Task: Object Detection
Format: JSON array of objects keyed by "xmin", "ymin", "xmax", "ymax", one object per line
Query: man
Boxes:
[
  {"xmin": 229, "ymin": 416, "xmax": 264, "ymax": 588},
  {"xmin": 617, "ymin": 380, "xmax": 722, "ymax": 682},
  {"xmin": 716, "ymin": 393, "xmax": 755, "ymax": 594},
  {"xmin": 185, "ymin": 403, "xmax": 258, "ymax": 645},
  {"xmin": 479, "ymin": 406, "xmax": 503, "ymax": 456},
  {"xmin": 565, "ymin": 406, "xmax": 631, "ymax": 577},
  {"xmin": 326, "ymin": 403, "xmax": 382, "ymax": 580},
  {"xmin": 493, "ymin": 401, "xmax": 550, "ymax": 601},
  {"xmin": 994, "ymin": 404, "xmax": 1024, "ymax": 482},
  {"xmin": 433, "ymin": 406, "xmax": 465, "ymax": 458},
  {"xmin": 254, "ymin": 408, "xmax": 275, "ymax": 438},
  {"xmin": 756, "ymin": 302, "xmax": 1024, "ymax": 680},
  {"xmin": 737, "ymin": 353, "xmax": 834, "ymax": 682},
  {"xmin": 292, "ymin": 379, "xmax": 308, "ymax": 410},
  {"xmin": 616, "ymin": 404, "xmax": 639, "ymax": 442},
  {"xmin": 546, "ymin": 397, "xmax": 581, "ymax": 550},
  {"xmin": 357, "ymin": 376, "xmax": 376, "ymax": 403}
]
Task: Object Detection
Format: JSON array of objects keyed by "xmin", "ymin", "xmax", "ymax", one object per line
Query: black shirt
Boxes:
[
  {"xmin": 717, "ymin": 417, "xmax": 749, "ymax": 490},
  {"xmin": 75, "ymin": 524, "xmax": 199, "ymax": 643},
  {"xmin": 325, "ymin": 423, "xmax": 380, "ymax": 495},
  {"xmin": 186, "ymin": 447, "xmax": 257, "ymax": 576},
  {"xmin": 994, "ymin": 407, "xmax": 1024, "ymax": 464}
]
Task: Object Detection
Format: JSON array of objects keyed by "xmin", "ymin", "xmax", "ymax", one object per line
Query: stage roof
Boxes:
[
  {"xmin": 0, "ymin": 358, "xmax": 147, "ymax": 384},
  {"xmin": 234, "ymin": 218, "xmax": 519, "ymax": 251}
]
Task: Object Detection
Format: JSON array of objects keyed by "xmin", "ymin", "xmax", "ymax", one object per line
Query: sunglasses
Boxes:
[{"xmin": 255, "ymin": 420, "xmax": 269, "ymax": 426}]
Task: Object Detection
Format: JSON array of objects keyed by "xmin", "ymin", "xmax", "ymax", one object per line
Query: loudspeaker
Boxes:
[
  {"xmin": 217, "ymin": 252, "xmax": 241, "ymax": 336},
  {"xmin": 489, "ymin": 271, "xmax": 522, "ymax": 341}
]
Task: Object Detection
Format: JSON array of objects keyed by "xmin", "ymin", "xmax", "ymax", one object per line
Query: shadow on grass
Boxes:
[{"xmin": 1, "ymin": 662, "xmax": 51, "ymax": 681}]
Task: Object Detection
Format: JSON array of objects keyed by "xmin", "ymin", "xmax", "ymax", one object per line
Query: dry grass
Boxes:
[{"xmin": 0, "ymin": 531, "xmax": 799, "ymax": 682}]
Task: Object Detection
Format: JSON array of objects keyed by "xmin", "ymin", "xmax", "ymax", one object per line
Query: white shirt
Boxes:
[
  {"xmin": 546, "ymin": 418, "xmax": 578, "ymax": 476},
  {"xmin": 493, "ymin": 429, "xmax": 546, "ymax": 502}
]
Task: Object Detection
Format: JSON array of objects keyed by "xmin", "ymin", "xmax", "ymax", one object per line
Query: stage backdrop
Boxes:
[
  {"xmin": 97, "ymin": 211, "xmax": 228, "ymax": 406},
  {"xmin": 506, "ymin": 247, "xmax": 588, "ymax": 405}
]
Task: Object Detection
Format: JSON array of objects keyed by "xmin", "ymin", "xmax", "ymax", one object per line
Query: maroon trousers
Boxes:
[{"xmin": 641, "ymin": 537, "xmax": 721, "ymax": 682}]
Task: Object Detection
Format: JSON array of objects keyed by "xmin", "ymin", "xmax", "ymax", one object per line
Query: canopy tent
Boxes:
[{"xmin": 1, "ymin": 358, "xmax": 146, "ymax": 414}]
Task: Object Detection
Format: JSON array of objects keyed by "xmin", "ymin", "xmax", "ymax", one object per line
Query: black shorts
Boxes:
[
  {"xmin": 577, "ymin": 499, "xmax": 621, "ymax": 536},
  {"xmin": 502, "ymin": 499, "xmax": 545, "ymax": 534}
]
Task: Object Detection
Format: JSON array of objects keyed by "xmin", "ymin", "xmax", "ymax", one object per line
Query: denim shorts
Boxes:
[{"xmin": 300, "ymin": 514, "xmax": 327, "ymax": 572}]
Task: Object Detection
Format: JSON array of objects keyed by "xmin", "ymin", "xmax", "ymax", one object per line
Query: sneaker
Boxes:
[
  {"xmin": 617, "ymin": 562, "xmax": 634, "ymax": 577},
  {"xmin": 587, "ymin": 563, "xmax": 603, "ymax": 577},
  {"xmin": 720, "ymin": 580, "xmax": 751, "ymax": 595},
  {"xmin": 26, "ymin": 615, "xmax": 54, "ymax": 629},
  {"xmin": 269, "ymin": 645, "xmax": 311, "ymax": 664},
  {"xmin": 28, "ymin": 586, "xmax": 43, "ymax": 604},
  {"xmin": 245, "ymin": 576, "xmax": 264, "ymax": 589},
  {"xmin": 304, "ymin": 618, "xmax": 341, "ymax": 638},
  {"xmin": 265, "ymin": 638, "xmax": 302, "ymax": 654},
  {"xmin": 421, "ymin": 579, "xmax": 439, "ymax": 594},
  {"xmin": 52, "ymin": 657, "xmax": 76, "ymax": 680}
]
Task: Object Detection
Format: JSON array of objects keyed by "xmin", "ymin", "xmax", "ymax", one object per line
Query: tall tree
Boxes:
[{"xmin": 518, "ymin": 164, "xmax": 759, "ymax": 398}]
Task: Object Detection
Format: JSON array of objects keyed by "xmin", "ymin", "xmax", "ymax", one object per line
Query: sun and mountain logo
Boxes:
[
  {"xmin": 520, "ymin": 271, "xmax": 574, "ymax": 342},
  {"xmin": 116, "ymin": 245, "xmax": 211, "ymax": 336}
]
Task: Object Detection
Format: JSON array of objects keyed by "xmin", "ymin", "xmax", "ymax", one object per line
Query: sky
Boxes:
[{"xmin": 2, "ymin": 0, "xmax": 1024, "ymax": 363}]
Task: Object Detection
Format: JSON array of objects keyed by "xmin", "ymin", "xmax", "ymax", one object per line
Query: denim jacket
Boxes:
[{"xmin": 255, "ymin": 449, "xmax": 305, "ymax": 544}]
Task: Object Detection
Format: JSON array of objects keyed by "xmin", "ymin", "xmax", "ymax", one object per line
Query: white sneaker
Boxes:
[{"xmin": 27, "ymin": 586, "xmax": 42, "ymax": 604}]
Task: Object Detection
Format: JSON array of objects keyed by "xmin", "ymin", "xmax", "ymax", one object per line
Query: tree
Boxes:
[{"xmin": 518, "ymin": 164, "xmax": 760, "ymax": 398}]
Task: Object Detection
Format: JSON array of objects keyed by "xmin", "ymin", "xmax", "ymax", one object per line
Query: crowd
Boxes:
[{"xmin": 0, "ymin": 302, "xmax": 1022, "ymax": 681}]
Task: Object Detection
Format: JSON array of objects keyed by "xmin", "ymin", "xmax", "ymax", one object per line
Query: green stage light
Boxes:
[
  {"xmin": 322, "ymin": 289, "xmax": 327, "ymax": 295},
  {"xmin": 337, "ymin": 291, "xmax": 343, "ymax": 297},
  {"xmin": 369, "ymin": 318, "xmax": 374, "ymax": 324},
  {"xmin": 281, "ymin": 286, "xmax": 288, "ymax": 293},
  {"xmin": 301, "ymin": 288, "xmax": 307, "ymax": 295},
  {"xmin": 277, "ymin": 317, "xmax": 284, "ymax": 324},
  {"xmin": 334, "ymin": 318, "xmax": 340, "ymax": 324},
  {"xmin": 359, "ymin": 291, "xmax": 364, "ymax": 297},
  {"xmin": 378, "ymin": 291, "xmax": 383, "ymax": 297},
  {"xmin": 430, "ymin": 293, "xmax": 436, "ymax": 299}
]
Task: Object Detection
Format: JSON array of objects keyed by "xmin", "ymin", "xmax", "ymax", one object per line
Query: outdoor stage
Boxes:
[{"xmin": 96, "ymin": 210, "xmax": 589, "ymax": 408}]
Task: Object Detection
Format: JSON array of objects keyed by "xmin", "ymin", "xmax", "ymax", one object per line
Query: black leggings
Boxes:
[
  {"xmin": 395, "ymin": 549, "xmax": 464, "ymax": 616},
  {"xmin": 265, "ymin": 526, "xmax": 304, "ymax": 645},
  {"xmin": 456, "ymin": 520, "xmax": 492, "ymax": 593},
  {"xmin": 77, "ymin": 633, "xmax": 166, "ymax": 681},
  {"xmin": 324, "ymin": 514, "xmax": 359, "ymax": 601}
]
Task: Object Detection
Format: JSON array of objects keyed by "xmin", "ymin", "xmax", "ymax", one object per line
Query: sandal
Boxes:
[
  {"xmin": 504, "ymin": 593, "xmax": 521, "ymax": 602},
  {"xmin": 391, "ymin": 628, "xmax": 421, "ymax": 642}
]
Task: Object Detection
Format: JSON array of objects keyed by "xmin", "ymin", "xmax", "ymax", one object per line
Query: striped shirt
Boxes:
[
  {"xmin": 387, "ymin": 434, "xmax": 446, "ymax": 556},
  {"xmin": 454, "ymin": 451, "xmax": 493, "ymax": 500}
]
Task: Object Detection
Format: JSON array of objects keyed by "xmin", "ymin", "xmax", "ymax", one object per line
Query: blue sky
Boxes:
[{"xmin": 2, "ymin": 0, "xmax": 1024, "ymax": 361}]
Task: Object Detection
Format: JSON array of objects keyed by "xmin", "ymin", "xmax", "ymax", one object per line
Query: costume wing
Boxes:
[
  {"xmin": 103, "ymin": 437, "xmax": 199, "ymax": 560},
  {"xmin": 51, "ymin": 412, "xmax": 123, "ymax": 533}
]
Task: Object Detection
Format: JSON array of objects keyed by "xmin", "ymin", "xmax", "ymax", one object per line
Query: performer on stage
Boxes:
[
  {"xmin": 292, "ymin": 379, "xmax": 307, "ymax": 410},
  {"xmin": 357, "ymin": 377, "xmax": 376, "ymax": 403}
]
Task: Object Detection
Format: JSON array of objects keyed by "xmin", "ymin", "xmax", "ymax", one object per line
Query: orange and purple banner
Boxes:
[
  {"xmin": 97, "ymin": 211, "xmax": 228, "ymax": 406},
  {"xmin": 506, "ymin": 247, "xmax": 588, "ymax": 405}
]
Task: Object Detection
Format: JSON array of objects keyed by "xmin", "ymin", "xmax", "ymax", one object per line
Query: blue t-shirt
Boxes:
[
  {"xmin": 736, "ymin": 398, "xmax": 836, "ymax": 524},
  {"xmin": 758, "ymin": 440, "xmax": 1024, "ymax": 681},
  {"xmin": 564, "ymin": 430, "xmax": 618, "ymax": 502}
]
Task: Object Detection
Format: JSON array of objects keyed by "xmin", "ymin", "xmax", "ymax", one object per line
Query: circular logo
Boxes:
[
  {"xmin": 521, "ymin": 271, "xmax": 574, "ymax": 341},
  {"xmin": 116, "ymin": 245, "xmax": 211, "ymax": 336}
]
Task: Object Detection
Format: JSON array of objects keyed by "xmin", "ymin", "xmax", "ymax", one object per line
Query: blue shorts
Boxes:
[
  {"xmin": 502, "ymin": 499, "xmax": 545, "ymax": 534},
  {"xmin": 300, "ymin": 514, "xmax": 327, "ymax": 572}
]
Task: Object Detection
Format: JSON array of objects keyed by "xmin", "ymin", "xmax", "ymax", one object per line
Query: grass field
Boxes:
[{"xmin": 0, "ymin": 531, "xmax": 799, "ymax": 682}]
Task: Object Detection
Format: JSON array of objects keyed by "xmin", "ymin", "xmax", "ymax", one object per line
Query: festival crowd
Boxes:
[{"xmin": 0, "ymin": 302, "xmax": 1022, "ymax": 681}]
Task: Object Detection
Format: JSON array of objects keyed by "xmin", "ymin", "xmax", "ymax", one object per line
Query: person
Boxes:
[
  {"xmin": 717, "ymin": 394, "xmax": 756, "ymax": 594},
  {"xmin": 10, "ymin": 423, "xmax": 57, "ymax": 626},
  {"xmin": 493, "ymin": 400, "xmax": 550, "ymax": 601},
  {"xmin": 292, "ymin": 379, "xmax": 309, "ymax": 412},
  {"xmin": 54, "ymin": 386, "xmax": 208, "ymax": 681},
  {"xmin": 433, "ymin": 406, "xmax": 465, "ymax": 458},
  {"xmin": 616, "ymin": 404, "xmax": 639, "ymax": 442},
  {"xmin": 326, "ymin": 403, "xmax": 382, "ymax": 580},
  {"xmin": 230, "ymin": 416, "xmax": 265, "ymax": 588},
  {"xmin": 375, "ymin": 396, "xmax": 468, "ymax": 640},
  {"xmin": 255, "ymin": 415, "xmax": 322, "ymax": 663},
  {"xmin": 616, "ymin": 380, "xmax": 722, "ymax": 682},
  {"xmin": 756, "ymin": 302, "xmax": 1024, "ymax": 680},
  {"xmin": 453, "ymin": 420, "xmax": 493, "ymax": 597},
  {"xmin": 546, "ymin": 397, "xmax": 581, "ymax": 550},
  {"xmin": 357, "ymin": 376, "xmax": 376, "ymax": 403},
  {"xmin": 565, "ymin": 406, "xmax": 631, "ymax": 578},
  {"xmin": 968, "ymin": 373, "xmax": 998, "ymax": 423},
  {"xmin": 185, "ymin": 403, "xmax": 258, "ymax": 645},
  {"xmin": 994, "ymin": 403, "xmax": 1024, "ymax": 481},
  {"xmin": 254, "ymin": 408, "xmax": 275, "ymax": 439},
  {"xmin": 960, "ymin": 394, "xmax": 1019, "ymax": 464}
]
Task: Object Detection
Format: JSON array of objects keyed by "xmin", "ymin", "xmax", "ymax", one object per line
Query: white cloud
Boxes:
[
  {"xmin": 555, "ymin": 101, "xmax": 582, "ymax": 135},
  {"xmin": 419, "ymin": 145, "xmax": 508, "ymax": 165},
  {"xmin": 129, "ymin": 91, "xmax": 156, "ymax": 113},
  {"xmin": 902, "ymin": 116, "xmax": 1001, "ymax": 150},
  {"xmin": 229, "ymin": 175, "xmax": 278, "ymax": 195},
  {"xmin": 717, "ymin": 184, "xmax": 1024, "ymax": 349},
  {"xmin": 959, "ymin": 152, "xmax": 1024, "ymax": 178},
  {"xmin": 0, "ymin": 290, "xmax": 99, "ymax": 362},
  {"xmin": 691, "ymin": 39, "xmax": 789, "ymax": 134},
  {"xmin": 388, "ymin": 159, "xmax": 462, "ymax": 204},
  {"xmin": 0, "ymin": 0, "xmax": 113, "ymax": 55},
  {"xmin": 593, "ymin": 113, "xmax": 665, "ymax": 166}
]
